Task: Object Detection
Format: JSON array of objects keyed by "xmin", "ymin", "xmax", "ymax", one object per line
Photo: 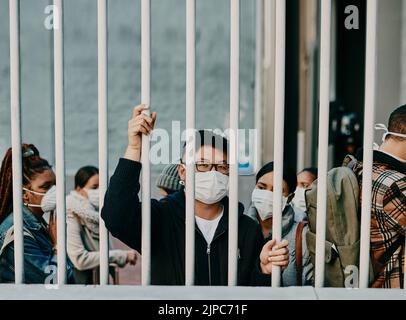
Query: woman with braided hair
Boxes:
[{"xmin": 0, "ymin": 144, "xmax": 75, "ymax": 283}]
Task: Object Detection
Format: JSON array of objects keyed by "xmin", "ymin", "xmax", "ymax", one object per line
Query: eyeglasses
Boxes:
[
  {"xmin": 196, "ymin": 162, "xmax": 229, "ymax": 174},
  {"xmin": 181, "ymin": 161, "xmax": 230, "ymax": 175}
]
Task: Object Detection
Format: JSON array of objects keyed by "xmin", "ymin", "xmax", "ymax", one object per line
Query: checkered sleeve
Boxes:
[{"xmin": 383, "ymin": 178, "xmax": 406, "ymax": 235}]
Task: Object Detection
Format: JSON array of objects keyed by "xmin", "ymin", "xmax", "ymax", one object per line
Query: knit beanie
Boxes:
[{"xmin": 156, "ymin": 164, "xmax": 182, "ymax": 192}]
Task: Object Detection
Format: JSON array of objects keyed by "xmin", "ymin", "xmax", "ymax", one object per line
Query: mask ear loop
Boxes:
[
  {"xmin": 23, "ymin": 187, "xmax": 46, "ymax": 197},
  {"xmin": 22, "ymin": 188, "xmax": 47, "ymax": 208},
  {"xmin": 375, "ymin": 123, "xmax": 406, "ymax": 141},
  {"xmin": 375, "ymin": 123, "xmax": 389, "ymax": 142}
]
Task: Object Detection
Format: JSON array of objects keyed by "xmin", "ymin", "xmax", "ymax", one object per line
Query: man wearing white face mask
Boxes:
[
  {"xmin": 66, "ymin": 166, "xmax": 137, "ymax": 284},
  {"xmin": 343, "ymin": 105, "xmax": 406, "ymax": 289},
  {"xmin": 101, "ymin": 104, "xmax": 288, "ymax": 285},
  {"xmin": 246, "ymin": 162, "xmax": 313, "ymax": 286}
]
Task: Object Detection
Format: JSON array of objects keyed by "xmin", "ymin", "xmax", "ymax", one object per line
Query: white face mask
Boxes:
[
  {"xmin": 291, "ymin": 187, "xmax": 307, "ymax": 212},
  {"xmin": 375, "ymin": 124, "xmax": 406, "ymax": 162},
  {"xmin": 85, "ymin": 188, "xmax": 100, "ymax": 209},
  {"xmin": 251, "ymin": 189, "xmax": 288, "ymax": 221},
  {"xmin": 194, "ymin": 171, "xmax": 229, "ymax": 205},
  {"xmin": 375, "ymin": 123, "xmax": 406, "ymax": 141},
  {"xmin": 23, "ymin": 185, "xmax": 57, "ymax": 213}
]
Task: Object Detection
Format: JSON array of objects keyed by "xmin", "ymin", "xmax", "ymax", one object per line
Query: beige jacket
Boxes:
[{"xmin": 66, "ymin": 191, "xmax": 127, "ymax": 273}]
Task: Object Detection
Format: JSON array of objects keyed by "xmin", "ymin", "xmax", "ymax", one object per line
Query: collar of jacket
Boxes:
[
  {"xmin": 165, "ymin": 190, "xmax": 245, "ymax": 233},
  {"xmin": 22, "ymin": 206, "xmax": 45, "ymax": 231},
  {"xmin": 246, "ymin": 204, "xmax": 295, "ymax": 239},
  {"xmin": 354, "ymin": 149, "xmax": 406, "ymax": 175}
]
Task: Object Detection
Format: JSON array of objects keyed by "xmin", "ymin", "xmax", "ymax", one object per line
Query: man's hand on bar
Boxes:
[
  {"xmin": 124, "ymin": 104, "xmax": 157, "ymax": 162},
  {"xmin": 259, "ymin": 239, "xmax": 289, "ymax": 275}
]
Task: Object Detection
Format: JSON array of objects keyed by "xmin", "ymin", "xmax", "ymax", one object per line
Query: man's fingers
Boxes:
[
  {"xmin": 139, "ymin": 114, "xmax": 154, "ymax": 125},
  {"xmin": 151, "ymin": 112, "xmax": 157, "ymax": 125},
  {"xmin": 129, "ymin": 115, "xmax": 154, "ymax": 130},
  {"xmin": 129, "ymin": 118, "xmax": 153, "ymax": 133},
  {"xmin": 272, "ymin": 261, "xmax": 289, "ymax": 267},
  {"xmin": 274, "ymin": 239, "xmax": 289, "ymax": 250},
  {"xmin": 132, "ymin": 104, "xmax": 149, "ymax": 118},
  {"xmin": 137, "ymin": 123, "xmax": 153, "ymax": 136},
  {"xmin": 264, "ymin": 239, "xmax": 276, "ymax": 250},
  {"xmin": 138, "ymin": 118, "xmax": 153, "ymax": 131},
  {"xmin": 268, "ymin": 254, "xmax": 289, "ymax": 262},
  {"xmin": 269, "ymin": 247, "xmax": 289, "ymax": 257}
]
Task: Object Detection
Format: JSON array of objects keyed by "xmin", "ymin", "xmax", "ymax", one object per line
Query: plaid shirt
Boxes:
[{"xmin": 343, "ymin": 151, "xmax": 406, "ymax": 288}]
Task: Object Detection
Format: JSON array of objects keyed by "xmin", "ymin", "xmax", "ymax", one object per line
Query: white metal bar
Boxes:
[
  {"xmin": 359, "ymin": 0, "xmax": 378, "ymax": 289},
  {"xmin": 228, "ymin": 0, "xmax": 239, "ymax": 286},
  {"xmin": 271, "ymin": 0, "xmax": 286, "ymax": 288},
  {"xmin": 404, "ymin": 237, "xmax": 406, "ymax": 289},
  {"xmin": 185, "ymin": 0, "xmax": 196, "ymax": 286},
  {"xmin": 97, "ymin": 0, "xmax": 110, "ymax": 285},
  {"xmin": 314, "ymin": 0, "xmax": 331, "ymax": 288},
  {"xmin": 141, "ymin": 0, "xmax": 151, "ymax": 286},
  {"xmin": 53, "ymin": 0, "xmax": 67, "ymax": 285},
  {"xmin": 9, "ymin": 0, "xmax": 24, "ymax": 284},
  {"xmin": 254, "ymin": 0, "xmax": 263, "ymax": 173},
  {"xmin": 297, "ymin": 130, "xmax": 305, "ymax": 172}
]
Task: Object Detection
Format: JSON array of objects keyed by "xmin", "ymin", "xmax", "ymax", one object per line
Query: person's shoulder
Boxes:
[
  {"xmin": 239, "ymin": 212, "xmax": 261, "ymax": 233},
  {"xmin": 0, "ymin": 213, "xmax": 14, "ymax": 236},
  {"xmin": 374, "ymin": 165, "xmax": 406, "ymax": 190}
]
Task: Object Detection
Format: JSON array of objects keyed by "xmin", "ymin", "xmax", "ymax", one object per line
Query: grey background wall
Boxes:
[
  {"xmin": 0, "ymin": 0, "xmax": 258, "ymax": 206},
  {"xmin": 375, "ymin": 0, "xmax": 405, "ymax": 143}
]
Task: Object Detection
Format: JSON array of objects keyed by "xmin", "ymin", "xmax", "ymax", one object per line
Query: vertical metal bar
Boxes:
[
  {"xmin": 297, "ymin": 131, "xmax": 305, "ymax": 172},
  {"xmin": 404, "ymin": 237, "xmax": 406, "ymax": 290},
  {"xmin": 254, "ymin": 0, "xmax": 263, "ymax": 173},
  {"xmin": 49, "ymin": 0, "xmax": 55, "ymax": 166},
  {"xmin": 185, "ymin": 0, "xmax": 196, "ymax": 286},
  {"xmin": 97, "ymin": 0, "xmax": 110, "ymax": 285},
  {"xmin": 271, "ymin": 0, "xmax": 286, "ymax": 288},
  {"xmin": 228, "ymin": 0, "xmax": 239, "ymax": 286},
  {"xmin": 53, "ymin": 0, "xmax": 67, "ymax": 285},
  {"xmin": 141, "ymin": 0, "xmax": 151, "ymax": 286},
  {"xmin": 314, "ymin": 0, "xmax": 331, "ymax": 288},
  {"xmin": 359, "ymin": 0, "xmax": 377, "ymax": 289},
  {"xmin": 9, "ymin": 0, "xmax": 24, "ymax": 284}
]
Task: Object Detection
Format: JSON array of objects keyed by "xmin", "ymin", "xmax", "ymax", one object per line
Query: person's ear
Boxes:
[
  {"xmin": 177, "ymin": 164, "xmax": 186, "ymax": 183},
  {"xmin": 77, "ymin": 187, "xmax": 88, "ymax": 199},
  {"xmin": 22, "ymin": 189, "xmax": 30, "ymax": 204}
]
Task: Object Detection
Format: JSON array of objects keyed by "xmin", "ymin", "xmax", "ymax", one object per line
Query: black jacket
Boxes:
[{"xmin": 101, "ymin": 158, "xmax": 271, "ymax": 286}]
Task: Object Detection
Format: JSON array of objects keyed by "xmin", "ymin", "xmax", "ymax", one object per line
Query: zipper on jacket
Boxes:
[{"xmin": 207, "ymin": 244, "xmax": 212, "ymax": 286}]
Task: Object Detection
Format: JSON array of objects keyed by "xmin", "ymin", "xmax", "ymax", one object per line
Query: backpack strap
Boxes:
[
  {"xmin": 295, "ymin": 221, "xmax": 307, "ymax": 286},
  {"xmin": 0, "ymin": 226, "xmax": 35, "ymax": 257}
]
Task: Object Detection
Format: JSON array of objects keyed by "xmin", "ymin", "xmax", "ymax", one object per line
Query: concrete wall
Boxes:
[
  {"xmin": 375, "ymin": 0, "xmax": 404, "ymax": 141},
  {"xmin": 402, "ymin": 0, "xmax": 406, "ymax": 104},
  {"xmin": 0, "ymin": 0, "xmax": 258, "ymax": 206}
]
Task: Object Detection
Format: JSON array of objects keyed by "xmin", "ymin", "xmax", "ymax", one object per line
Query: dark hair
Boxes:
[
  {"xmin": 256, "ymin": 162, "xmax": 297, "ymax": 195},
  {"xmin": 300, "ymin": 167, "xmax": 318, "ymax": 179},
  {"xmin": 182, "ymin": 130, "xmax": 229, "ymax": 161},
  {"xmin": 74, "ymin": 166, "xmax": 99, "ymax": 189},
  {"xmin": 388, "ymin": 104, "xmax": 406, "ymax": 141},
  {"xmin": 0, "ymin": 144, "xmax": 51, "ymax": 223}
]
